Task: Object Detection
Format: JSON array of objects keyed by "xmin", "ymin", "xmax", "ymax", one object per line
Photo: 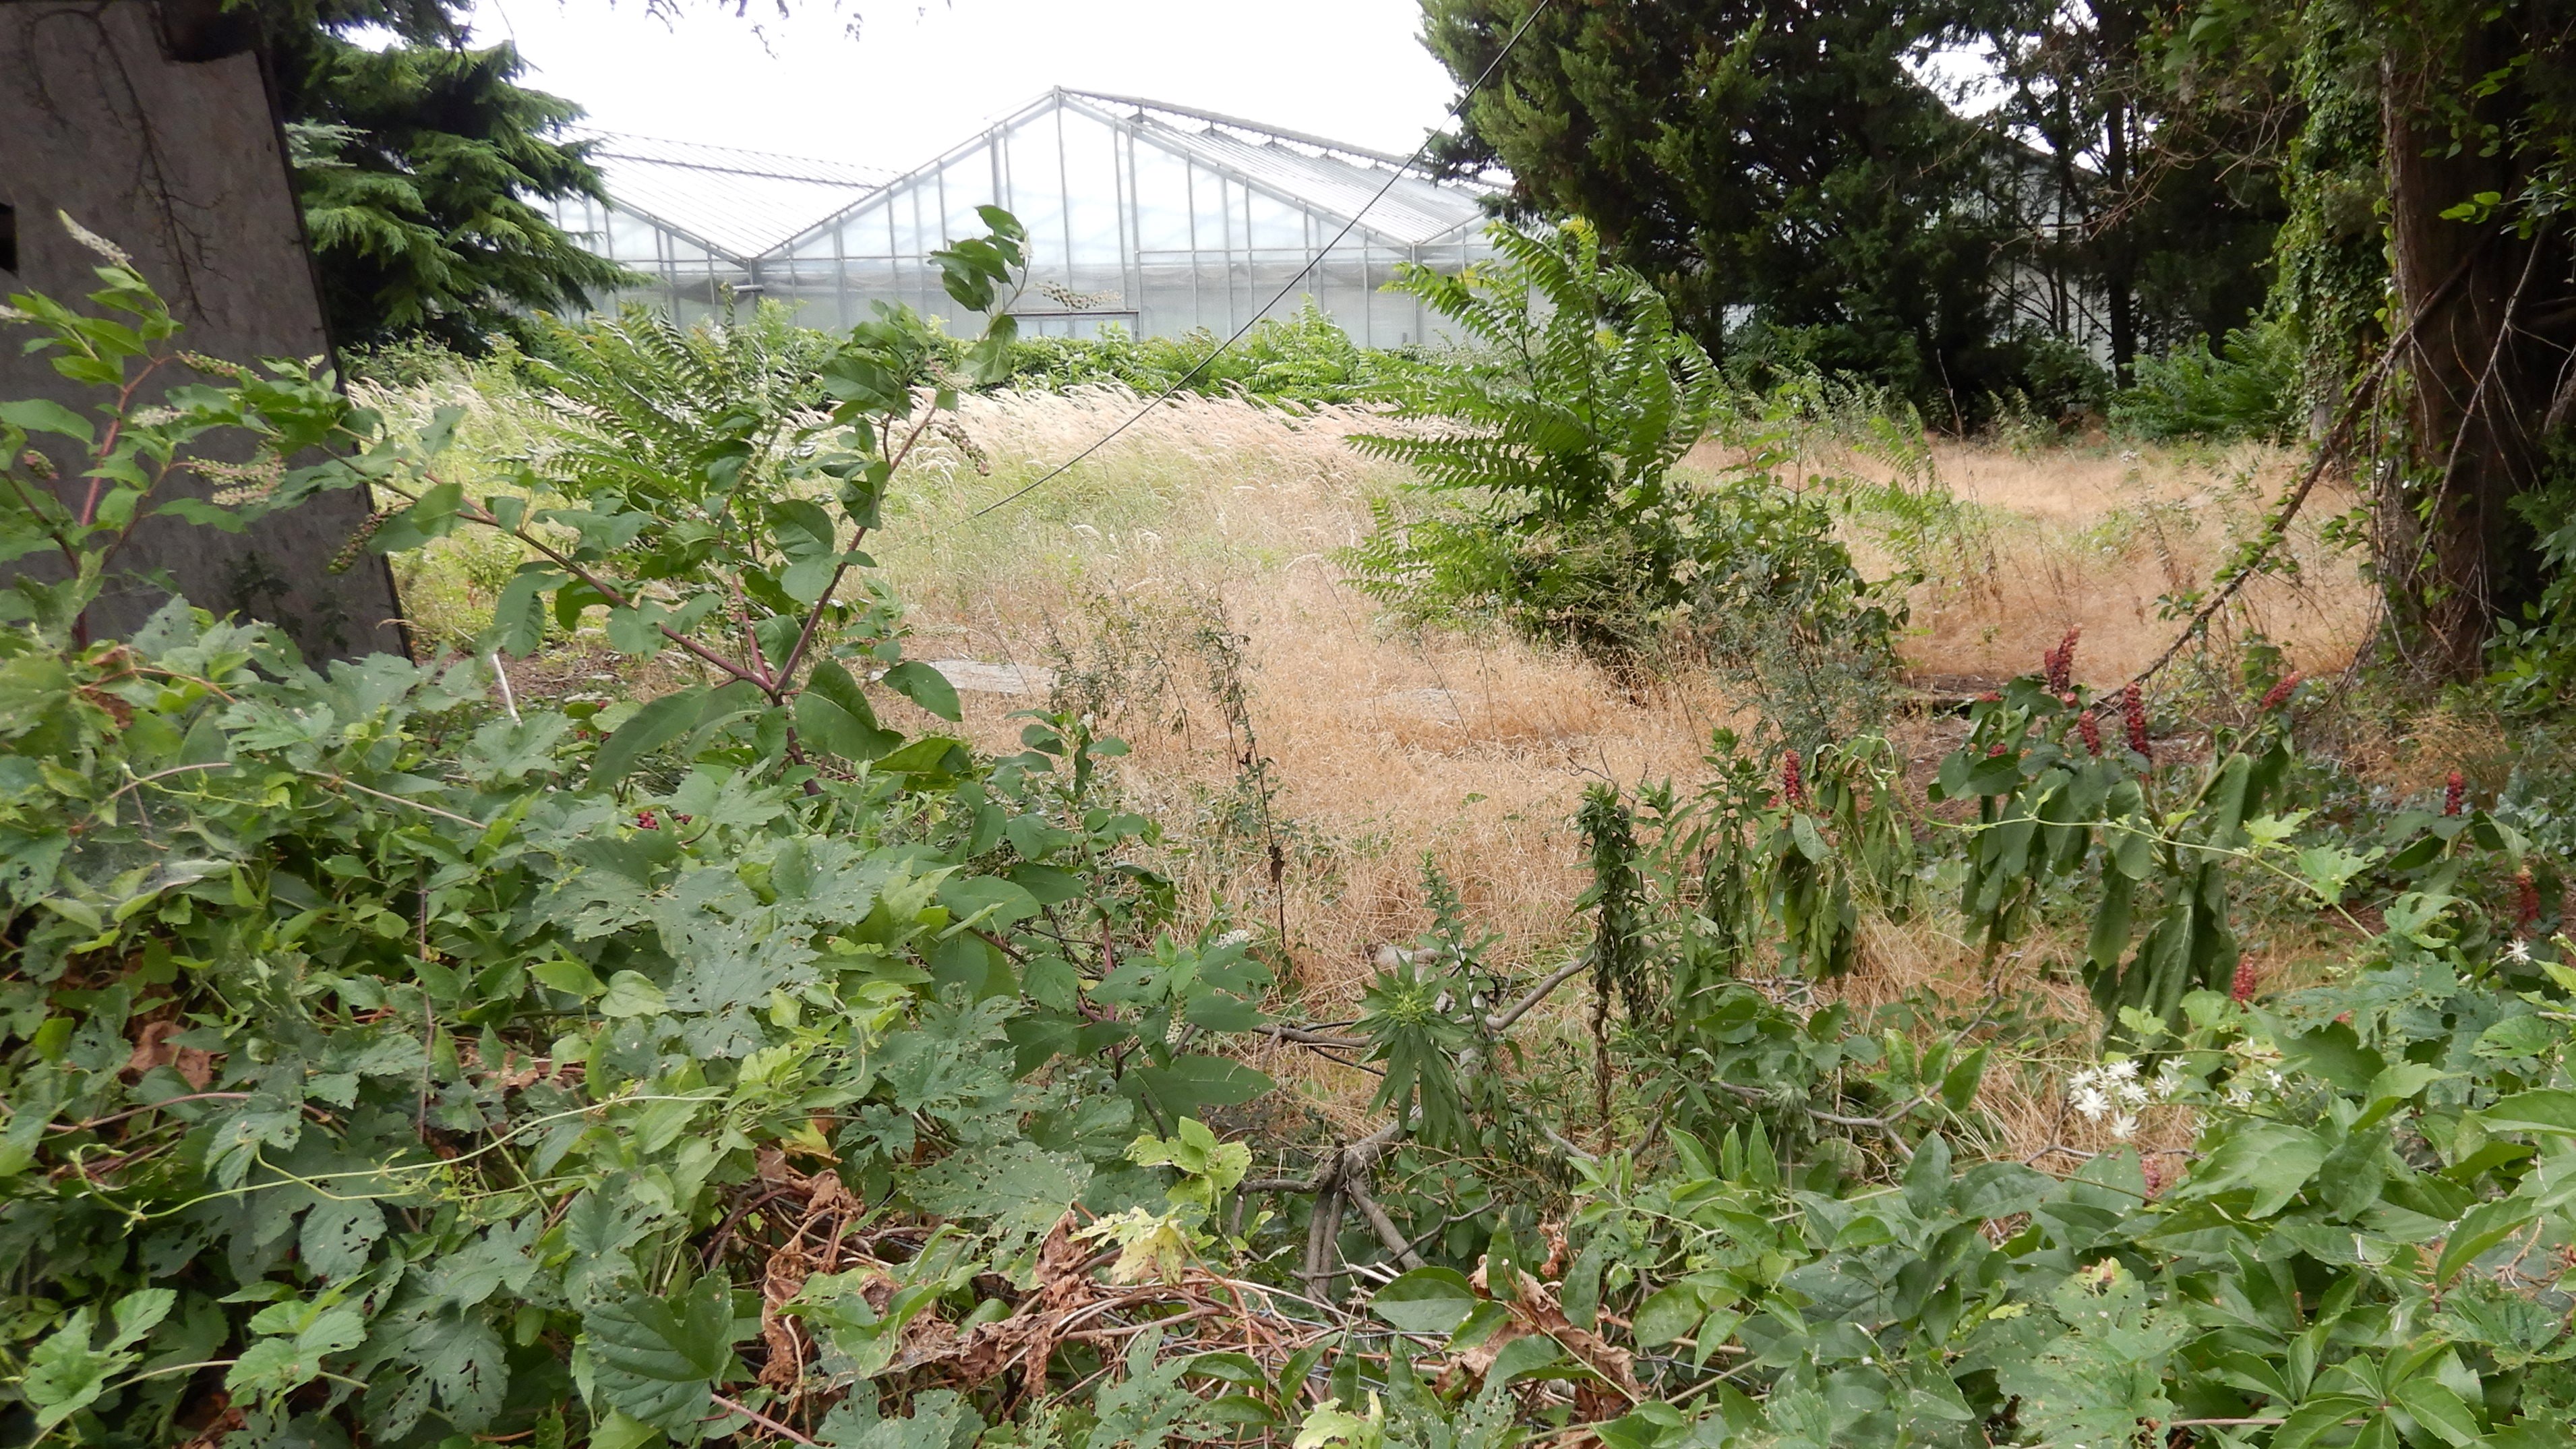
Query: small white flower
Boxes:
[
  {"xmin": 2103, "ymin": 1059, "xmax": 2141, "ymax": 1084},
  {"xmin": 2117, "ymin": 1081, "xmax": 2150, "ymax": 1108},
  {"xmin": 2264, "ymin": 1069, "xmax": 2286, "ymax": 1091},
  {"xmin": 1214, "ymin": 928, "xmax": 1250, "ymax": 948},
  {"xmin": 2225, "ymin": 1082, "xmax": 2254, "ymax": 1107},
  {"xmin": 2507, "ymin": 938, "xmax": 2534, "ymax": 963},
  {"xmin": 2068, "ymin": 1066, "xmax": 2103, "ymax": 1093},
  {"xmin": 2152, "ymin": 1061, "xmax": 2192, "ymax": 1100},
  {"xmin": 2109, "ymin": 1113, "xmax": 2139, "ymax": 1141},
  {"xmin": 2071, "ymin": 1086, "xmax": 2111, "ymax": 1121}
]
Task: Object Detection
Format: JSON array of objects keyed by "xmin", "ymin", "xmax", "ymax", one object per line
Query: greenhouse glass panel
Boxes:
[{"xmin": 551, "ymin": 91, "xmax": 1505, "ymax": 347}]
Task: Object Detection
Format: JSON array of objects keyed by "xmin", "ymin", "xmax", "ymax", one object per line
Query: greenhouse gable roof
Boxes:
[
  {"xmin": 1057, "ymin": 91, "xmax": 1498, "ymax": 247},
  {"xmin": 578, "ymin": 132, "xmax": 893, "ymax": 261}
]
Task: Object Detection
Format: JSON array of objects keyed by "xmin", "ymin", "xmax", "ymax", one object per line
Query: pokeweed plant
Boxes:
[
  {"xmin": 0, "ymin": 214, "xmax": 419, "ymax": 647},
  {"xmin": 359, "ymin": 207, "xmax": 1033, "ymax": 790}
]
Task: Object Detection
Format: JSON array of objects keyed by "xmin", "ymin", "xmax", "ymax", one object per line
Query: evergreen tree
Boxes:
[
  {"xmin": 252, "ymin": 0, "xmax": 628, "ymax": 351},
  {"xmin": 1420, "ymin": 0, "xmax": 2025, "ymax": 415},
  {"xmin": 1987, "ymin": 0, "xmax": 2285, "ymax": 380}
]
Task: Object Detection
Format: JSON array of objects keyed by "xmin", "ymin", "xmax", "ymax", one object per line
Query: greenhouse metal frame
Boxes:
[{"xmin": 549, "ymin": 89, "xmax": 1504, "ymax": 347}]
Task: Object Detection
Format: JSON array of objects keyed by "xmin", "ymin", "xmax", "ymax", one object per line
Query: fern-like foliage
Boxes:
[
  {"xmin": 1345, "ymin": 220, "xmax": 1899, "ymax": 697},
  {"xmin": 525, "ymin": 303, "xmax": 839, "ymax": 521},
  {"xmin": 1352, "ymin": 220, "xmax": 1719, "ymax": 531}
]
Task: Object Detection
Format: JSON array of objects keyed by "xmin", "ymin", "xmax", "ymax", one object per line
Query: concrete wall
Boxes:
[{"xmin": 0, "ymin": 0, "xmax": 405, "ymax": 659}]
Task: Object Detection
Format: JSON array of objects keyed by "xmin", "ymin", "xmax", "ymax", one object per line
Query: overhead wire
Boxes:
[{"xmin": 966, "ymin": 0, "xmax": 1556, "ymax": 520}]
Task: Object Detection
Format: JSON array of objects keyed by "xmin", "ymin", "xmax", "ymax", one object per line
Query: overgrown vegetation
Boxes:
[
  {"xmin": 8, "ymin": 204, "xmax": 2576, "ymax": 1449},
  {"xmin": 1343, "ymin": 222, "xmax": 1901, "ymax": 734}
]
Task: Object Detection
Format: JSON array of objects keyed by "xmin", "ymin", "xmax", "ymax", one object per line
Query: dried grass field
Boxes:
[
  {"xmin": 388, "ymin": 382, "xmax": 2378, "ymax": 1156},
  {"xmin": 869, "ymin": 391, "xmax": 2374, "ymax": 1152}
]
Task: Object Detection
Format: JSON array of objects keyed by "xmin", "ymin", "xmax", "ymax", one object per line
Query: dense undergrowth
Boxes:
[{"xmin": 4, "ymin": 217, "xmax": 2575, "ymax": 1449}]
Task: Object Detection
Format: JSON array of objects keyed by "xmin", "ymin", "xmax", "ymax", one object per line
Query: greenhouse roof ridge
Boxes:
[
  {"xmin": 576, "ymin": 130, "xmax": 894, "ymax": 263},
  {"xmin": 1050, "ymin": 88, "xmax": 1422, "ymax": 171},
  {"xmin": 766, "ymin": 88, "xmax": 1500, "ymax": 262}
]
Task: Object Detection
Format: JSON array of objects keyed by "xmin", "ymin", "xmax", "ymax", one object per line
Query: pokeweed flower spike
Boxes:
[
  {"xmin": 2517, "ymin": 868, "xmax": 2541, "ymax": 933},
  {"xmin": 636, "ymin": 809, "xmax": 659, "ymax": 830},
  {"xmin": 2258, "ymin": 672, "xmax": 2302, "ymax": 711},
  {"xmin": 2230, "ymin": 957, "xmax": 2258, "ymax": 1005},
  {"xmin": 2077, "ymin": 711, "xmax": 2103, "ymax": 756},
  {"xmin": 2140, "ymin": 1156, "xmax": 2163, "ymax": 1200},
  {"xmin": 1781, "ymin": 749, "xmax": 1806, "ymax": 808},
  {"xmin": 2044, "ymin": 626, "xmax": 2080, "ymax": 693},
  {"xmin": 2445, "ymin": 769, "xmax": 2466, "ymax": 817},
  {"xmin": 2123, "ymin": 683, "xmax": 2151, "ymax": 761}
]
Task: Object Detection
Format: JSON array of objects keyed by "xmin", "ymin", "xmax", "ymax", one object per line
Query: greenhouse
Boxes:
[{"xmin": 548, "ymin": 89, "xmax": 1505, "ymax": 346}]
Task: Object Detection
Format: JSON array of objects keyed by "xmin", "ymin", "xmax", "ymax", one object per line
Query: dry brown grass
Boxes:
[
  {"xmin": 881, "ymin": 396, "xmax": 2374, "ymax": 995},
  {"xmin": 1708, "ymin": 434, "xmax": 2379, "ymax": 687},
  {"xmin": 874, "ymin": 390, "xmax": 1736, "ymax": 1015},
  {"xmin": 394, "ymin": 377, "xmax": 2383, "ymax": 1148},
  {"xmin": 862, "ymin": 393, "xmax": 2383, "ymax": 1144}
]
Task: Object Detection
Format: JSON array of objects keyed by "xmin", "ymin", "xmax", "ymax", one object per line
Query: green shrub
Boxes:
[
  {"xmin": 1000, "ymin": 299, "xmax": 1406, "ymax": 406},
  {"xmin": 2112, "ymin": 317, "xmax": 2306, "ymax": 442},
  {"xmin": 1344, "ymin": 220, "xmax": 1900, "ymax": 702}
]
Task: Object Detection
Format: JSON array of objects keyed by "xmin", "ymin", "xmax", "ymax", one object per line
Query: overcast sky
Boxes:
[{"xmin": 457, "ymin": 0, "xmax": 1464, "ymax": 171}]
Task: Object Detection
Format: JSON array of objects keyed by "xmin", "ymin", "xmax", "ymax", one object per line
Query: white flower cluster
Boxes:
[
  {"xmin": 1213, "ymin": 928, "xmax": 1251, "ymax": 949},
  {"xmin": 2065, "ymin": 1058, "xmax": 2182, "ymax": 1141}
]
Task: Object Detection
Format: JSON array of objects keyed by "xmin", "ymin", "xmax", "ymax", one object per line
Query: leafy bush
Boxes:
[
  {"xmin": 999, "ymin": 299, "xmax": 1406, "ymax": 407},
  {"xmin": 2113, "ymin": 318, "xmax": 2307, "ymax": 443},
  {"xmin": 11, "ymin": 214, "xmax": 2576, "ymax": 1449},
  {"xmin": 1344, "ymin": 220, "xmax": 1900, "ymax": 700}
]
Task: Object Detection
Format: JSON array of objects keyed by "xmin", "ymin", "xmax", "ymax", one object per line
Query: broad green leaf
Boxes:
[
  {"xmin": 2270, "ymin": 1396, "xmax": 2373, "ymax": 1449},
  {"xmin": 798, "ymin": 661, "xmax": 899, "ymax": 761},
  {"xmin": 2186, "ymin": 1122, "xmax": 2329, "ymax": 1218},
  {"xmin": 2435, "ymin": 1196, "xmax": 2538, "ymax": 1287},
  {"xmin": 2281, "ymin": 1023, "xmax": 2385, "ymax": 1096},
  {"xmin": 1484, "ymin": 1332, "xmax": 1563, "ymax": 1384},
  {"xmin": 882, "ymin": 660, "xmax": 963, "ymax": 721},
  {"xmin": 597, "ymin": 970, "xmax": 668, "ymax": 1019},
  {"xmin": 584, "ymin": 1274, "xmax": 740, "ymax": 1435},
  {"xmin": 591, "ymin": 686, "xmax": 707, "ymax": 785},
  {"xmin": 22, "ymin": 1307, "xmax": 113, "ymax": 1429},
  {"xmin": 299, "ymin": 1195, "xmax": 386, "ymax": 1280},
  {"xmin": 2479, "ymin": 1088, "xmax": 2576, "ymax": 1135},
  {"xmin": 1128, "ymin": 1055, "xmax": 1273, "ymax": 1122},
  {"xmin": 0, "ymin": 398, "xmax": 94, "ymax": 444},
  {"xmin": 2391, "ymin": 1376, "xmax": 2483, "ymax": 1447},
  {"xmin": 1368, "ymin": 1268, "xmax": 1476, "ymax": 1334},
  {"xmin": 1633, "ymin": 1282, "xmax": 1704, "ymax": 1345},
  {"xmin": 531, "ymin": 957, "xmax": 606, "ymax": 999}
]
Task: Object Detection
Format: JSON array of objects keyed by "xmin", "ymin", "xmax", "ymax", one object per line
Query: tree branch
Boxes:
[{"xmin": 1484, "ymin": 953, "xmax": 1592, "ymax": 1034}]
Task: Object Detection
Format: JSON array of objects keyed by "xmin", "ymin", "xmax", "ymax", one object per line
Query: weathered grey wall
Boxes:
[{"xmin": 0, "ymin": 0, "xmax": 406, "ymax": 659}]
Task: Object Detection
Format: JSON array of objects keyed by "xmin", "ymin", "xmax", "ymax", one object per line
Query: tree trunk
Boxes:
[
  {"xmin": 2378, "ymin": 42, "xmax": 2574, "ymax": 682},
  {"xmin": 2102, "ymin": 94, "xmax": 2136, "ymax": 383}
]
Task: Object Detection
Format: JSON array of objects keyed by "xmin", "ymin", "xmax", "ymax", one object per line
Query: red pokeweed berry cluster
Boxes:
[
  {"xmin": 2141, "ymin": 1156, "xmax": 2163, "ymax": 1200},
  {"xmin": 2517, "ymin": 868, "xmax": 2541, "ymax": 933},
  {"xmin": 1781, "ymin": 749, "xmax": 1807, "ymax": 808},
  {"xmin": 2123, "ymin": 684, "xmax": 2151, "ymax": 761},
  {"xmin": 2042, "ymin": 626, "xmax": 2081, "ymax": 693},
  {"xmin": 2445, "ymin": 769, "xmax": 2466, "ymax": 817},
  {"xmin": 636, "ymin": 810, "xmax": 659, "ymax": 830},
  {"xmin": 2077, "ymin": 711, "xmax": 2103, "ymax": 756},
  {"xmin": 2230, "ymin": 957, "xmax": 2259, "ymax": 1005},
  {"xmin": 2258, "ymin": 672, "xmax": 2303, "ymax": 712}
]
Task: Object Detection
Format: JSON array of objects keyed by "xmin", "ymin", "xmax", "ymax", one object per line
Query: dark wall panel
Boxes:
[{"xmin": 0, "ymin": 0, "xmax": 406, "ymax": 659}]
